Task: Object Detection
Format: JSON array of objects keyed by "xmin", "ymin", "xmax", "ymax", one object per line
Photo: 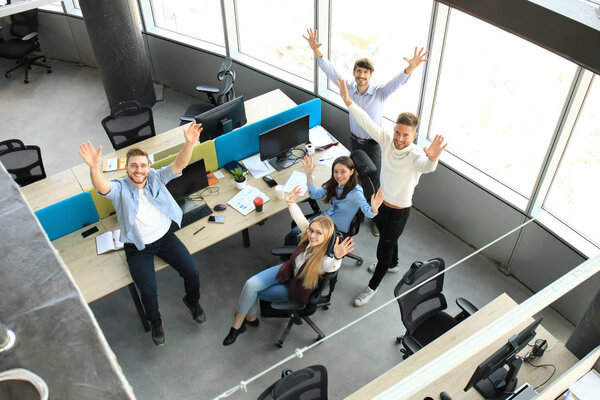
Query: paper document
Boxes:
[
  {"xmin": 241, "ymin": 153, "xmax": 275, "ymax": 179},
  {"xmin": 228, "ymin": 185, "xmax": 270, "ymax": 216},
  {"xmin": 309, "ymin": 125, "xmax": 338, "ymax": 149},
  {"xmin": 315, "ymin": 146, "xmax": 351, "ymax": 168},
  {"xmin": 570, "ymin": 370, "xmax": 600, "ymax": 400},
  {"xmin": 283, "ymin": 170, "xmax": 307, "ymax": 195},
  {"xmin": 213, "ymin": 170, "xmax": 225, "ymax": 179},
  {"xmin": 96, "ymin": 229, "xmax": 124, "ymax": 255}
]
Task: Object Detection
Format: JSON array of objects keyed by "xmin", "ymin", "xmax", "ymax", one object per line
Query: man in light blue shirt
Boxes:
[
  {"xmin": 303, "ymin": 28, "xmax": 428, "ymax": 235},
  {"xmin": 78, "ymin": 122, "xmax": 206, "ymax": 346}
]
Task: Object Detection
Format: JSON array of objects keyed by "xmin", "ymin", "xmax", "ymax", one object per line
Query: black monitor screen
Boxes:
[
  {"xmin": 463, "ymin": 316, "xmax": 543, "ymax": 399},
  {"xmin": 166, "ymin": 158, "xmax": 208, "ymax": 204},
  {"xmin": 195, "ymin": 96, "xmax": 247, "ymax": 142},
  {"xmin": 259, "ymin": 114, "xmax": 310, "ymax": 162}
]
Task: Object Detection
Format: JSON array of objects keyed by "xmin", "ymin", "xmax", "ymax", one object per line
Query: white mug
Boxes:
[
  {"xmin": 305, "ymin": 143, "xmax": 315, "ymax": 156},
  {"xmin": 274, "ymin": 185, "xmax": 285, "ymax": 200}
]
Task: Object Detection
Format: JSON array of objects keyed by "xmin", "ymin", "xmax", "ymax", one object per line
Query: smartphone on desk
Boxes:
[
  {"xmin": 263, "ymin": 175, "xmax": 277, "ymax": 187},
  {"xmin": 208, "ymin": 216, "xmax": 225, "ymax": 223}
]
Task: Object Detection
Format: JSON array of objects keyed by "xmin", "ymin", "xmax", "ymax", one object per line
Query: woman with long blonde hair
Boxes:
[{"xmin": 223, "ymin": 186, "xmax": 355, "ymax": 346}]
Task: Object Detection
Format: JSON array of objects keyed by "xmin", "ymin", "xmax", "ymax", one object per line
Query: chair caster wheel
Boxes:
[
  {"xmin": 47, "ymin": 69, "xmax": 52, "ymax": 74},
  {"xmin": 42, "ymin": 57, "xmax": 47, "ymax": 62},
  {"xmin": 5, "ymin": 73, "xmax": 9, "ymax": 78},
  {"xmin": 357, "ymin": 260, "xmax": 363, "ymax": 266},
  {"xmin": 276, "ymin": 342, "xmax": 284, "ymax": 348},
  {"xmin": 396, "ymin": 336, "xmax": 402, "ymax": 344},
  {"xmin": 24, "ymin": 79, "xmax": 29, "ymax": 84}
]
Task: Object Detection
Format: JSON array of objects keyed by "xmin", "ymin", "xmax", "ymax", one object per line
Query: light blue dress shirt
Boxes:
[
  {"xmin": 308, "ymin": 183, "xmax": 376, "ymax": 233},
  {"xmin": 317, "ymin": 57, "xmax": 410, "ymax": 140},
  {"xmin": 101, "ymin": 165, "xmax": 182, "ymax": 250}
]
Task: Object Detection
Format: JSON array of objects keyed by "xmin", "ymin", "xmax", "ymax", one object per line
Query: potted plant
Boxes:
[{"xmin": 231, "ymin": 167, "xmax": 246, "ymax": 190}]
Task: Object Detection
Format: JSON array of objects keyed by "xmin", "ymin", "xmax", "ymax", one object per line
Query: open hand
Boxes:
[
  {"xmin": 286, "ymin": 185, "xmax": 303, "ymax": 206},
  {"xmin": 333, "ymin": 236, "xmax": 355, "ymax": 259},
  {"xmin": 337, "ymin": 78, "xmax": 352, "ymax": 106},
  {"xmin": 370, "ymin": 189, "xmax": 384, "ymax": 213},
  {"xmin": 79, "ymin": 142, "xmax": 102, "ymax": 168},
  {"xmin": 423, "ymin": 134, "xmax": 447, "ymax": 161},
  {"xmin": 184, "ymin": 121, "xmax": 203, "ymax": 144},
  {"xmin": 302, "ymin": 155, "xmax": 316, "ymax": 176},
  {"xmin": 302, "ymin": 28, "xmax": 322, "ymax": 53},
  {"xmin": 403, "ymin": 47, "xmax": 429, "ymax": 74}
]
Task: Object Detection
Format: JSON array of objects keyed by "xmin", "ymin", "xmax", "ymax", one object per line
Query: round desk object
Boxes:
[
  {"xmin": 214, "ymin": 203, "xmax": 227, "ymax": 212},
  {"xmin": 274, "ymin": 185, "xmax": 285, "ymax": 200},
  {"xmin": 423, "ymin": 397, "xmax": 434, "ymax": 400},
  {"xmin": 305, "ymin": 143, "xmax": 315, "ymax": 156},
  {"xmin": 253, "ymin": 197, "xmax": 264, "ymax": 212},
  {"xmin": 440, "ymin": 392, "xmax": 452, "ymax": 400}
]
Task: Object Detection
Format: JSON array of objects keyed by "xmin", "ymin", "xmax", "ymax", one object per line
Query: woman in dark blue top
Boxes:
[{"xmin": 284, "ymin": 155, "xmax": 384, "ymax": 246}]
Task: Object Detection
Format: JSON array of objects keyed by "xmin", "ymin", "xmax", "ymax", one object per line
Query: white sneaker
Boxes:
[
  {"xmin": 354, "ymin": 286, "xmax": 378, "ymax": 307},
  {"xmin": 367, "ymin": 262, "xmax": 400, "ymax": 273}
]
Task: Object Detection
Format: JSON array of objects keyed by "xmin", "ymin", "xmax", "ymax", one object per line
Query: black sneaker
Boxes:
[
  {"xmin": 150, "ymin": 320, "xmax": 165, "ymax": 346},
  {"xmin": 222, "ymin": 325, "xmax": 246, "ymax": 346},
  {"xmin": 182, "ymin": 296, "xmax": 206, "ymax": 324},
  {"xmin": 244, "ymin": 318, "xmax": 259, "ymax": 327}
]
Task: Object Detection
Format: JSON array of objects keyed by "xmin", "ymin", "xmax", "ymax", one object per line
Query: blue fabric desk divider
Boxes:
[
  {"xmin": 35, "ymin": 192, "xmax": 100, "ymax": 241},
  {"xmin": 214, "ymin": 98, "xmax": 321, "ymax": 167}
]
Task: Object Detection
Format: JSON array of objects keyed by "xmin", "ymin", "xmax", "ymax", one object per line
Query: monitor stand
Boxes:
[
  {"xmin": 267, "ymin": 150, "xmax": 295, "ymax": 171},
  {"xmin": 474, "ymin": 357, "xmax": 522, "ymax": 400}
]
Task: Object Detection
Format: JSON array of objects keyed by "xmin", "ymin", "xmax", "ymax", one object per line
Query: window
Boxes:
[
  {"xmin": 148, "ymin": 0, "xmax": 224, "ymax": 47},
  {"xmin": 235, "ymin": 0, "xmax": 314, "ymax": 82},
  {"xmin": 543, "ymin": 75, "xmax": 600, "ymax": 245},
  {"xmin": 38, "ymin": 1, "xmax": 64, "ymax": 12},
  {"xmin": 329, "ymin": 0, "xmax": 433, "ymax": 117},
  {"xmin": 428, "ymin": 10, "xmax": 577, "ymax": 200}
]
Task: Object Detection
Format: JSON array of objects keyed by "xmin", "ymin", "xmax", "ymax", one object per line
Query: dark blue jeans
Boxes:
[
  {"xmin": 124, "ymin": 224, "xmax": 200, "ymax": 322},
  {"xmin": 351, "ymin": 137, "xmax": 381, "ymax": 202},
  {"xmin": 369, "ymin": 205, "xmax": 410, "ymax": 290}
]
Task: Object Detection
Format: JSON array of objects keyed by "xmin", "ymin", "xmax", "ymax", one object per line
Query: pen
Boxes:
[
  {"xmin": 318, "ymin": 157, "xmax": 333, "ymax": 162},
  {"xmin": 193, "ymin": 226, "xmax": 205, "ymax": 235}
]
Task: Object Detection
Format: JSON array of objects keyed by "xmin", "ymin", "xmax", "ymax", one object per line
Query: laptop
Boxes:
[{"xmin": 166, "ymin": 158, "xmax": 213, "ymax": 227}]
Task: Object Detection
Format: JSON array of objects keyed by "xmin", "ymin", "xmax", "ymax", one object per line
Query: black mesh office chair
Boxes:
[
  {"xmin": 101, "ymin": 100, "xmax": 156, "ymax": 150},
  {"xmin": 0, "ymin": 139, "xmax": 25, "ymax": 153},
  {"xmin": 0, "ymin": 144, "xmax": 46, "ymax": 186},
  {"xmin": 180, "ymin": 57, "xmax": 236, "ymax": 125},
  {"xmin": 0, "ymin": 7, "xmax": 52, "ymax": 83},
  {"xmin": 257, "ymin": 365, "xmax": 328, "ymax": 400},
  {"xmin": 394, "ymin": 258, "xmax": 478, "ymax": 359}
]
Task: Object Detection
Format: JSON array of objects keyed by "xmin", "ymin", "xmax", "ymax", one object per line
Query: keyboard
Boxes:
[{"xmin": 181, "ymin": 203, "xmax": 213, "ymax": 228}]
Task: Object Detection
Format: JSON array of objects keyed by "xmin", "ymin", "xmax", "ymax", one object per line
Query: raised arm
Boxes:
[
  {"xmin": 302, "ymin": 28, "xmax": 323, "ymax": 59},
  {"xmin": 403, "ymin": 47, "xmax": 429, "ymax": 75},
  {"xmin": 172, "ymin": 122, "xmax": 203, "ymax": 175},
  {"xmin": 302, "ymin": 155, "xmax": 316, "ymax": 185},
  {"xmin": 423, "ymin": 134, "xmax": 447, "ymax": 162},
  {"xmin": 79, "ymin": 142, "xmax": 110, "ymax": 195},
  {"xmin": 338, "ymin": 78, "xmax": 387, "ymax": 143},
  {"xmin": 286, "ymin": 185, "xmax": 309, "ymax": 232}
]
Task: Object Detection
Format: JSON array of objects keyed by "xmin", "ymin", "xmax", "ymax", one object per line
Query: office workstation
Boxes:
[{"xmin": 2, "ymin": 1, "xmax": 600, "ymax": 399}]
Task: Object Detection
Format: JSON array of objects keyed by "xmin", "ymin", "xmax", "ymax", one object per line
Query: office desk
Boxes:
[
  {"xmin": 20, "ymin": 169, "xmax": 82, "ymax": 211},
  {"xmin": 72, "ymin": 89, "xmax": 297, "ymax": 190},
  {"xmin": 346, "ymin": 293, "xmax": 578, "ymax": 399}
]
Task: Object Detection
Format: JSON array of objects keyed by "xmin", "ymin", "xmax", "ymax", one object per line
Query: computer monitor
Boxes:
[
  {"xmin": 194, "ymin": 96, "xmax": 247, "ymax": 143},
  {"xmin": 259, "ymin": 114, "xmax": 309, "ymax": 170},
  {"xmin": 166, "ymin": 158, "xmax": 208, "ymax": 212},
  {"xmin": 463, "ymin": 316, "xmax": 543, "ymax": 399}
]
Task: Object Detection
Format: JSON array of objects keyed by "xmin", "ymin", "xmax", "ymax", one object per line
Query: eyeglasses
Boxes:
[{"xmin": 306, "ymin": 227, "xmax": 324, "ymax": 237}]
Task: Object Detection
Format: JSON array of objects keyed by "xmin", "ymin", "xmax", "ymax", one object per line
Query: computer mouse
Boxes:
[{"xmin": 214, "ymin": 204, "xmax": 227, "ymax": 212}]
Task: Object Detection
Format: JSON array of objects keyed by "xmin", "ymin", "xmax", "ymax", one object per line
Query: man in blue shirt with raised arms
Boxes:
[
  {"xmin": 303, "ymin": 28, "xmax": 428, "ymax": 236},
  {"xmin": 79, "ymin": 122, "xmax": 205, "ymax": 346}
]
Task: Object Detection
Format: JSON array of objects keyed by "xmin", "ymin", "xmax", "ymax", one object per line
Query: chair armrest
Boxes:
[
  {"xmin": 402, "ymin": 334, "xmax": 423, "ymax": 355},
  {"xmin": 456, "ymin": 297, "xmax": 478, "ymax": 316},
  {"xmin": 271, "ymin": 246, "xmax": 296, "ymax": 256},
  {"xmin": 21, "ymin": 32, "xmax": 38, "ymax": 41},
  {"xmin": 195, "ymin": 85, "xmax": 219, "ymax": 94},
  {"xmin": 180, "ymin": 115, "xmax": 195, "ymax": 123},
  {"xmin": 271, "ymin": 300, "xmax": 305, "ymax": 311}
]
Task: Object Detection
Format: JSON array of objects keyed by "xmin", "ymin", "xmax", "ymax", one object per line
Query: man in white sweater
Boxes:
[{"xmin": 337, "ymin": 78, "xmax": 448, "ymax": 306}]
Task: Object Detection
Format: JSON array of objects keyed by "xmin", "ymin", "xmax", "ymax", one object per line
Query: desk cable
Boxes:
[{"xmin": 211, "ymin": 217, "xmax": 537, "ymax": 400}]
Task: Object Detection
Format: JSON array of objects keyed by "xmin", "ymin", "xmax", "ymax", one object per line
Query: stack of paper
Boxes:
[
  {"xmin": 309, "ymin": 125, "xmax": 338, "ymax": 150},
  {"xmin": 227, "ymin": 185, "xmax": 270, "ymax": 216},
  {"xmin": 241, "ymin": 154, "xmax": 275, "ymax": 179}
]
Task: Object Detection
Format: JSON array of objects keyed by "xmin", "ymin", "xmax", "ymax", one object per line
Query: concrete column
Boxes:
[{"xmin": 78, "ymin": 0, "xmax": 155, "ymax": 109}]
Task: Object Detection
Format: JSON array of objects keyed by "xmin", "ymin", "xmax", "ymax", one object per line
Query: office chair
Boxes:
[
  {"xmin": 101, "ymin": 100, "xmax": 156, "ymax": 150},
  {"xmin": 180, "ymin": 57, "xmax": 236, "ymax": 125},
  {"xmin": 257, "ymin": 365, "xmax": 328, "ymax": 400},
  {"xmin": 394, "ymin": 258, "xmax": 478, "ymax": 359},
  {"xmin": 0, "ymin": 144, "xmax": 46, "ymax": 186},
  {"xmin": 0, "ymin": 8, "xmax": 52, "ymax": 83},
  {"xmin": 0, "ymin": 139, "xmax": 25, "ymax": 153},
  {"xmin": 263, "ymin": 231, "xmax": 343, "ymax": 348}
]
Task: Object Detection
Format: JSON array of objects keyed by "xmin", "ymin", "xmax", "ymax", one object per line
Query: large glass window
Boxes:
[
  {"xmin": 235, "ymin": 0, "xmax": 314, "ymax": 82},
  {"xmin": 149, "ymin": 0, "xmax": 224, "ymax": 47},
  {"xmin": 429, "ymin": 10, "xmax": 577, "ymax": 199},
  {"xmin": 329, "ymin": 0, "xmax": 433, "ymax": 117},
  {"xmin": 543, "ymin": 75, "xmax": 600, "ymax": 245}
]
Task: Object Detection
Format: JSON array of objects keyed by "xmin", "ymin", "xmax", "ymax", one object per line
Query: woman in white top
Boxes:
[{"xmin": 223, "ymin": 186, "xmax": 355, "ymax": 346}]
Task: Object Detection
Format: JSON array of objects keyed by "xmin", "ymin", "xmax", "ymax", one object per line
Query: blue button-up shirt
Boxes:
[
  {"xmin": 308, "ymin": 183, "xmax": 376, "ymax": 233},
  {"xmin": 317, "ymin": 57, "xmax": 410, "ymax": 140},
  {"xmin": 101, "ymin": 165, "xmax": 182, "ymax": 250}
]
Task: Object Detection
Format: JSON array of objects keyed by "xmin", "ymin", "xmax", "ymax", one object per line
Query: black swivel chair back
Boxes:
[
  {"xmin": 0, "ymin": 145, "xmax": 47, "ymax": 186},
  {"xmin": 394, "ymin": 258, "xmax": 478, "ymax": 359},
  {"xmin": 101, "ymin": 100, "xmax": 156, "ymax": 150},
  {"xmin": 0, "ymin": 8, "xmax": 52, "ymax": 83},
  {"xmin": 180, "ymin": 57, "xmax": 237, "ymax": 124},
  {"xmin": 0, "ymin": 139, "xmax": 25, "ymax": 153},
  {"xmin": 257, "ymin": 365, "xmax": 328, "ymax": 400}
]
